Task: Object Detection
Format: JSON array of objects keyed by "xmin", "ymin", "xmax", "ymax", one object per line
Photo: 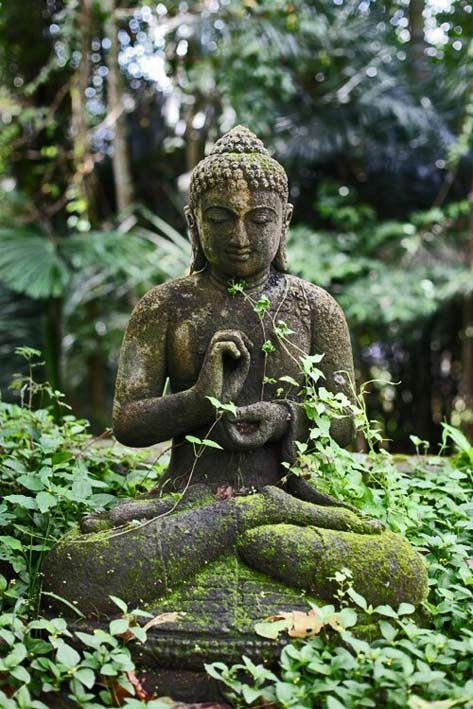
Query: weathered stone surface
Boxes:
[
  {"xmin": 42, "ymin": 126, "xmax": 428, "ymax": 700},
  {"xmin": 239, "ymin": 526, "xmax": 427, "ymax": 607},
  {"xmin": 42, "ymin": 485, "xmax": 385, "ymax": 614}
]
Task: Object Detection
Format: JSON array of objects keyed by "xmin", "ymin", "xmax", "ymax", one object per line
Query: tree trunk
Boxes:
[
  {"xmin": 70, "ymin": 0, "xmax": 106, "ymax": 426},
  {"xmin": 414, "ymin": 320, "xmax": 435, "ymax": 444},
  {"xmin": 185, "ymin": 102, "xmax": 205, "ymax": 172},
  {"xmin": 104, "ymin": 0, "xmax": 134, "ymax": 213},
  {"xmin": 70, "ymin": 0, "xmax": 96, "ymax": 216},
  {"xmin": 459, "ymin": 199, "xmax": 473, "ymax": 440},
  {"xmin": 408, "ymin": 0, "xmax": 428, "ymax": 85}
]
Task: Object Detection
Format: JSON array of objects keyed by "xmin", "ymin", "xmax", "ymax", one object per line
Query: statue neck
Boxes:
[{"xmin": 208, "ymin": 265, "xmax": 272, "ymax": 294}]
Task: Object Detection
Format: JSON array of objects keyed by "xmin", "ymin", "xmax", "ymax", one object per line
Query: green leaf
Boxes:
[
  {"xmin": 0, "ymin": 628, "xmax": 14, "ymax": 644},
  {"xmin": 100, "ymin": 663, "xmax": 118, "ymax": 676},
  {"xmin": 347, "ymin": 587, "xmax": 368, "ymax": 610},
  {"xmin": 10, "ymin": 665, "xmax": 30, "ymax": 683},
  {"xmin": 327, "ymin": 698, "xmax": 346, "ymax": 709},
  {"xmin": 200, "ymin": 439, "xmax": 223, "ymax": 450},
  {"xmin": 262, "ymin": 340, "xmax": 276, "ymax": 354},
  {"xmin": 0, "ymin": 535, "xmax": 23, "ymax": 551},
  {"xmin": 75, "ymin": 631, "xmax": 102, "ymax": 649},
  {"xmin": 17, "ymin": 474, "xmax": 44, "ymax": 492},
  {"xmin": 338, "ymin": 608, "xmax": 357, "ymax": 628},
  {"xmin": 254, "ymin": 619, "xmax": 290, "ymax": 640},
  {"xmin": 56, "ymin": 641, "xmax": 80, "ymax": 668},
  {"xmin": 4, "ymin": 643, "xmax": 27, "ymax": 667},
  {"xmin": 3, "ymin": 459, "xmax": 28, "ymax": 474},
  {"xmin": 74, "ymin": 667, "xmax": 96, "ymax": 689},
  {"xmin": 242, "ymin": 686, "xmax": 263, "ymax": 704},
  {"xmin": 71, "ymin": 477, "xmax": 93, "ymax": 500},
  {"xmin": 3, "ymin": 495, "xmax": 36, "ymax": 510},
  {"xmin": 374, "ymin": 605, "xmax": 398, "ymax": 618},
  {"xmin": 253, "ymin": 295, "xmax": 270, "ymax": 313},
  {"xmin": 109, "ymin": 595, "xmax": 128, "ymax": 614},
  {"xmin": 185, "ymin": 435, "xmax": 202, "ymax": 445},
  {"xmin": 36, "ymin": 491, "xmax": 57, "ymax": 513},
  {"xmin": 109, "ymin": 618, "xmax": 129, "ymax": 636},
  {"xmin": 441, "ymin": 423, "xmax": 473, "ymax": 454},
  {"xmin": 398, "ymin": 602, "xmax": 415, "ymax": 616},
  {"xmin": 130, "ymin": 626, "xmax": 147, "ymax": 643},
  {"xmin": 0, "ymin": 228, "xmax": 70, "ymax": 299},
  {"xmin": 379, "ymin": 620, "xmax": 397, "ymax": 642},
  {"xmin": 279, "ymin": 375, "xmax": 299, "ymax": 387}
]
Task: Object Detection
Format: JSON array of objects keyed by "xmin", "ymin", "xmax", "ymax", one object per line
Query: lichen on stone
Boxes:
[{"xmin": 189, "ymin": 125, "xmax": 288, "ymax": 210}]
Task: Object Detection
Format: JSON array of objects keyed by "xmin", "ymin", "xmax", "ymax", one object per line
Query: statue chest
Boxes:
[{"xmin": 166, "ymin": 289, "xmax": 313, "ymax": 400}]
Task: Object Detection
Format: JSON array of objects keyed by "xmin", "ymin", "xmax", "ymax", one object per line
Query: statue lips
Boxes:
[{"xmin": 226, "ymin": 248, "xmax": 252, "ymax": 262}]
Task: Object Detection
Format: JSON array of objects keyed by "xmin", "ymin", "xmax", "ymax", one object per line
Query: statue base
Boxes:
[
  {"xmin": 42, "ymin": 487, "xmax": 428, "ymax": 702},
  {"xmin": 43, "ymin": 547, "xmax": 426, "ymax": 702}
]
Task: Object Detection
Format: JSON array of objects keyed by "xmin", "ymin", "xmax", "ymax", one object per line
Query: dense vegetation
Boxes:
[
  {"xmin": 0, "ymin": 350, "xmax": 472, "ymax": 707},
  {"xmin": 1, "ymin": 0, "xmax": 473, "ymax": 447}
]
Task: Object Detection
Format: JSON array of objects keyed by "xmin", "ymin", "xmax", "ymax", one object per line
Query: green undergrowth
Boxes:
[{"xmin": 0, "ymin": 349, "xmax": 169, "ymax": 707}]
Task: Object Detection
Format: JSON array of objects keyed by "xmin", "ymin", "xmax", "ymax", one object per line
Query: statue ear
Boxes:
[
  {"xmin": 185, "ymin": 205, "xmax": 206, "ymax": 274},
  {"xmin": 272, "ymin": 203, "xmax": 293, "ymax": 273},
  {"xmin": 285, "ymin": 203, "xmax": 294, "ymax": 228}
]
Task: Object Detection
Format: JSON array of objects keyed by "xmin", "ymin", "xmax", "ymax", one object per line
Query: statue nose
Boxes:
[{"xmin": 230, "ymin": 219, "xmax": 250, "ymax": 248}]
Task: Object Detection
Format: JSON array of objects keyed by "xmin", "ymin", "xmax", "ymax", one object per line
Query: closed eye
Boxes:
[
  {"xmin": 250, "ymin": 208, "xmax": 276, "ymax": 224},
  {"xmin": 205, "ymin": 207, "xmax": 234, "ymax": 223}
]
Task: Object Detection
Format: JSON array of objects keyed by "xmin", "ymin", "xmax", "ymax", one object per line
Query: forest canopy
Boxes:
[{"xmin": 0, "ymin": 0, "xmax": 472, "ymax": 449}]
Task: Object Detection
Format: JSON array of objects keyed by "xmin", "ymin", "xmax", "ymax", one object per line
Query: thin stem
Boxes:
[{"xmin": 94, "ymin": 415, "xmax": 223, "ymax": 540}]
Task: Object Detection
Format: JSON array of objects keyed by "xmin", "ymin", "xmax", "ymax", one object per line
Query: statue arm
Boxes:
[
  {"xmin": 112, "ymin": 290, "xmax": 212, "ymax": 447},
  {"xmin": 276, "ymin": 288, "xmax": 355, "ymax": 462},
  {"xmin": 311, "ymin": 289, "xmax": 356, "ymax": 448}
]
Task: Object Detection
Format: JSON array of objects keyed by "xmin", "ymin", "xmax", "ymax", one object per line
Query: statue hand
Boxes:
[
  {"xmin": 223, "ymin": 401, "xmax": 290, "ymax": 450},
  {"xmin": 195, "ymin": 330, "xmax": 251, "ymax": 403}
]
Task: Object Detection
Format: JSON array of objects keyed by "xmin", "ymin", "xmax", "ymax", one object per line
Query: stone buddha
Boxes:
[{"xmin": 43, "ymin": 127, "xmax": 427, "ymax": 700}]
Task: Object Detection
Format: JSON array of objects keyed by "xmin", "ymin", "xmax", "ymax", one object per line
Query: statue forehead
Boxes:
[{"xmin": 199, "ymin": 186, "xmax": 283, "ymax": 214}]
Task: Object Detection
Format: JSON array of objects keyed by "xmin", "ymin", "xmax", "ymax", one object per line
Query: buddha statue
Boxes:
[{"xmin": 43, "ymin": 126, "xmax": 427, "ymax": 700}]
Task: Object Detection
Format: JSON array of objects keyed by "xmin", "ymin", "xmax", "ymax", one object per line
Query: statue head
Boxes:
[{"xmin": 185, "ymin": 126, "xmax": 293, "ymax": 276}]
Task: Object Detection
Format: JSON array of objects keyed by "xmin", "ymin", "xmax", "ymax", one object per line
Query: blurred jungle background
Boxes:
[{"xmin": 0, "ymin": 0, "xmax": 472, "ymax": 450}]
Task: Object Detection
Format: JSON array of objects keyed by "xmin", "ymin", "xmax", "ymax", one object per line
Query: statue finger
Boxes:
[
  {"xmin": 233, "ymin": 402, "xmax": 268, "ymax": 421},
  {"xmin": 210, "ymin": 330, "xmax": 253, "ymax": 356},
  {"xmin": 238, "ymin": 331, "xmax": 254, "ymax": 352},
  {"xmin": 211, "ymin": 340, "xmax": 241, "ymax": 361}
]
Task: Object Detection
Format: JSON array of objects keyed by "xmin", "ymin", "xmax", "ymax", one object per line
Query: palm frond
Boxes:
[{"xmin": 0, "ymin": 228, "xmax": 70, "ymax": 299}]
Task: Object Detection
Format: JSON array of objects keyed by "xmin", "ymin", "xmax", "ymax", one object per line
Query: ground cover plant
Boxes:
[
  {"xmin": 0, "ymin": 349, "xmax": 169, "ymax": 707},
  {"xmin": 0, "ymin": 347, "xmax": 472, "ymax": 707}
]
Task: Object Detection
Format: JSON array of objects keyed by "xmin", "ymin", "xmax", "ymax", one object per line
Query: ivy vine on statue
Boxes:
[{"xmin": 43, "ymin": 127, "xmax": 427, "ymax": 698}]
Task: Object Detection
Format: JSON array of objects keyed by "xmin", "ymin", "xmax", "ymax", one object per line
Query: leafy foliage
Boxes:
[
  {"xmin": 0, "ymin": 350, "xmax": 170, "ymax": 706},
  {"xmin": 0, "ymin": 228, "xmax": 70, "ymax": 299},
  {"xmin": 288, "ymin": 182, "xmax": 472, "ymax": 330}
]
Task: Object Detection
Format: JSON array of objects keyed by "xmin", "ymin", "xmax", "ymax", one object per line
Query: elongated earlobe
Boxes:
[
  {"xmin": 272, "ymin": 203, "xmax": 293, "ymax": 273},
  {"xmin": 273, "ymin": 238, "xmax": 288, "ymax": 272},
  {"xmin": 185, "ymin": 205, "xmax": 207, "ymax": 274}
]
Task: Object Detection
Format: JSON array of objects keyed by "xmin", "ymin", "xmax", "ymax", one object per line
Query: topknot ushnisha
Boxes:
[
  {"xmin": 209, "ymin": 125, "xmax": 269, "ymax": 156},
  {"xmin": 188, "ymin": 125, "xmax": 288, "ymax": 210}
]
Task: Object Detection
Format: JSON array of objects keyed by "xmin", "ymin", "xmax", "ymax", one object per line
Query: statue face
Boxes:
[{"xmin": 196, "ymin": 185, "xmax": 287, "ymax": 279}]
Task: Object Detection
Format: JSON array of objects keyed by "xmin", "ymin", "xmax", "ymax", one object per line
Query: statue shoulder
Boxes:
[
  {"xmin": 128, "ymin": 276, "xmax": 195, "ymax": 326},
  {"xmin": 284, "ymin": 275, "xmax": 345, "ymax": 319}
]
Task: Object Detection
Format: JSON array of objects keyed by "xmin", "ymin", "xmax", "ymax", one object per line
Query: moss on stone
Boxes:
[
  {"xmin": 146, "ymin": 553, "xmax": 321, "ymax": 636},
  {"xmin": 239, "ymin": 525, "xmax": 428, "ymax": 608}
]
